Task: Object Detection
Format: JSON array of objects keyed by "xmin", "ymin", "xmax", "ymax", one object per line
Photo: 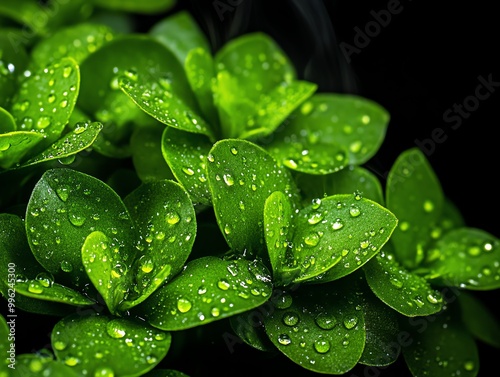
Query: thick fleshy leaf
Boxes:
[
  {"xmin": 0, "ymin": 33, "xmax": 28, "ymax": 109},
  {"xmin": 90, "ymin": 0, "xmax": 176, "ymax": 14},
  {"xmin": 30, "ymin": 23, "xmax": 115, "ymax": 67},
  {"xmin": 291, "ymin": 194, "xmax": 397, "ymax": 284},
  {"xmin": 184, "ymin": 47, "xmax": 219, "ymax": 129},
  {"xmin": 458, "ymin": 291, "xmax": 500, "ymax": 348},
  {"xmin": 130, "ymin": 126, "xmax": 174, "ymax": 183},
  {"xmin": 10, "ymin": 354, "xmax": 81, "ymax": 377},
  {"xmin": 425, "ymin": 227, "xmax": 500, "ymax": 290},
  {"xmin": 122, "ymin": 180, "xmax": 196, "ymax": 307},
  {"xmin": 386, "ymin": 147, "xmax": 444, "ymax": 269},
  {"xmin": 134, "ymin": 256, "xmax": 273, "ymax": 331},
  {"xmin": 52, "ymin": 314, "xmax": 171, "ymax": 376},
  {"xmin": 263, "ymin": 191, "xmax": 300, "ymax": 286},
  {"xmin": 161, "ymin": 125, "xmax": 213, "ymax": 205},
  {"xmin": 363, "ymin": 248, "xmax": 444, "ymax": 317},
  {"xmin": 0, "ymin": 107, "xmax": 16, "ymax": 133},
  {"xmin": 150, "ymin": 11, "xmax": 211, "ymax": 65},
  {"xmin": 264, "ymin": 93, "xmax": 389, "ymax": 174},
  {"xmin": 0, "ymin": 131, "xmax": 44, "ymax": 169},
  {"xmin": 402, "ymin": 311, "xmax": 479, "ymax": 377},
  {"xmin": 10, "ymin": 57, "xmax": 80, "ymax": 149},
  {"xmin": 12, "ymin": 279, "xmax": 95, "ymax": 306},
  {"xmin": 263, "ymin": 281, "xmax": 366, "ymax": 374},
  {"xmin": 25, "ymin": 168, "xmax": 136, "ymax": 289},
  {"xmin": 207, "ymin": 139, "xmax": 300, "ymax": 254},
  {"xmin": 294, "ymin": 165, "xmax": 384, "ymax": 207},
  {"xmin": 19, "ymin": 121, "xmax": 102, "ymax": 168}
]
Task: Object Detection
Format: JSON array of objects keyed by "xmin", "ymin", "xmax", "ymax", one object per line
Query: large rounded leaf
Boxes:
[
  {"xmin": 134, "ymin": 256, "xmax": 273, "ymax": 331},
  {"xmin": 52, "ymin": 314, "xmax": 171, "ymax": 377},
  {"xmin": 25, "ymin": 168, "xmax": 136, "ymax": 288},
  {"xmin": 291, "ymin": 194, "xmax": 397, "ymax": 284},
  {"xmin": 10, "ymin": 354, "xmax": 81, "ymax": 377},
  {"xmin": 207, "ymin": 139, "xmax": 300, "ymax": 255},
  {"xmin": 386, "ymin": 147, "xmax": 444, "ymax": 269},
  {"xmin": 0, "ymin": 131, "xmax": 44, "ymax": 170}
]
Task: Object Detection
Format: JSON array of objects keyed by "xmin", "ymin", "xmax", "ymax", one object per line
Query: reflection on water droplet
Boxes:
[
  {"xmin": 283, "ymin": 312, "xmax": 299, "ymax": 326},
  {"xmin": 423, "ymin": 200, "xmax": 434, "ymax": 212},
  {"xmin": 28, "ymin": 281, "xmax": 44, "ymax": 294},
  {"xmin": 106, "ymin": 319, "xmax": 126, "ymax": 338},
  {"xmin": 311, "ymin": 198, "xmax": 322, "ymax": 209},
  {"xmin": 308, "ymin": 212, "xmax": 323, "ymax": 225},
  {"xmin": 426, "ymin": 293, "xmax": 441, "ymax": 304},
  {"xmin": 211, "ymin": 307, "xmax": 220, "ymax": 317},
  {"xmin": 390, "ymin": 277, "xmax": 403, "ymax": 289},
  {"xmin": 217, "ymin": 279, "xmax": 230, "ymax": 290},
  {"xmin": 36, "ymin": 116, "xmax": 51, "ymax": 129},
  {"xmin": 177, "ymin": 298, "xmax": 192, "ymax": 313},
  {"xmin": 274, "ymin": 293, "xmax": 293, "ymax": 309},
  {"xmin": 315, "ymin": 312, "xmax": 337, "ymax": 330},
  {"xmin": 53, "ymin": 340, "xmax": 67, "ymax": 351},
  {"xmin": 64, "ymin": 356, "xmax": 80, "ymax": 367},
  {"xmin": 223, "ymin": 174, "xmax": 234, "ymax": 186},
  {"xmin": 343, "ymin": 316, "xmax": 358, "ymax": 329},
  {"xmin": 468, "ymin": 246, "xmax": 481, "ymax": 257},
  {"xmin": 60, "ymin": 261, "xmax": 73, "ymax": 272},
  {"xmin": 68, "ymin": 212, "xmax": 86, "ymax": 227},
  {"xmin": 56, "ymin": 186, "xmax": 69, "ymax": 202},
  {"xmin": 314, "ymin": 339, "xmax": 331, "ymax": 354},
  {"xmin": 278, "ymin": 334, "xmax": 292, "ymax": 346},
  {"xmin": 304, "ymin": 233, "xmax": 320, "ymax": 247},
  {"xmin": 94, "ymin": 366, "xmax": 115, "ymax": 377},
  {"xmin": 349, "ymin": 206, "xmax": 361, "ymax": 217},
  {"xmin": 140, "ymin": 257, "xmax": 154, "ymax": 273},
  {"xmin": 63, "ymin": 66, "xmax": 73, "ymax": 78},
  {"xmin": 166, "ymin": 212, "xmax": 180, "ymax": 225},
  {"xmin": 464, "ymin": 361, "xmax": 475, "ymax": 371}
]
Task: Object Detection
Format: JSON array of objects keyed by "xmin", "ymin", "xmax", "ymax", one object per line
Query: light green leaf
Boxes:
[
  {"xmin": 0, "ymin": 33, "xmax": 29, "ymax": 109},
  {"xmin": 0, "ymin": 107, "xmax": 16, "ymax": 133},
  {"xmin": 161, "ymin": 127, "xmax": 213, "ymax": 205},
  {"xmin": 263, "ymin": 281, "xmax": 366, "ymax": 375},
  {"xmin": 25, "ymin": 168, "xmax": 136, "ymax": 289},
  {"xmin": 0, "ymin": 0, "xmax": 48, "ymax": 35},
  {"xmin": 150, "ymin": 11, "xmax": 211, "ymax": 65},
  {"xmin": 386, "ymin": 147, "xmax": 444, "ymax": 269},
  {"xmin": 291, "ymin": 194, "xmax": 397, "ymax": 284},
  {"xmin": 134, "ymin": 256, "xmax": 273, "ymax": 331},
  {"xmin": 363, "ymin": 247, "xmax": 444, "ymax": 317},
  {"xmin": 402, "ymin": 311, "xmax": 479, "ymax": 377},
  {"xmin": 425, "ymin": 227, "xmax": 500, "ymax": 290},
  {"xmin": 207, "ymin": 139, "xmax": 300, "ymax": 255},
  {"xmin": 52, "ymin": 314, "xmax": 171, "ymax": 376},
  {"xmin": 131, "ymin": 126, "xmax": 175, "ymax": 183},
  {"xmin": 90, "ymin": 0, "xmax": 176, "ymax": 14},
  {"xmin": 12, "ymin": 279, "xmax": 95, "ymax": 306},
  {"xmin": 10, "ymin": 354, "xmax": 81, "ymax": 377},
  {"xmin": 0, "ymin": 131, "xmax": 44, "ymax": 169}
]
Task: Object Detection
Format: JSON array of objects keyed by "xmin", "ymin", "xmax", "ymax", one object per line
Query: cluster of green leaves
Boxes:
[{"xmin": 1, "ymin": 1, "xmax": 499, "ymax": 377}]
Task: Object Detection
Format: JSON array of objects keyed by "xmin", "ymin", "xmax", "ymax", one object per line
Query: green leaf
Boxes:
[
  {"xmin": 30, "ymin": 23, "xmax": 115, "ymax": 67},
  {"xmin": 150, "ymin": 11, "xmax": 211, "ymax": 65},
  {"xmin": 229, "ymin": 312, "xmax": 276, "ymax": 352},
  {"xmin": 10, "ymin": 354, "xmax": 81, "ymax": 377},
  {"xmin": 130, "ymin": 126, "xmax": 175, "ymax": 183},
  {"xmin": 19, "ymin": 121, "xmax": 102, "ymax": 169},
  {"xmin": 0, "ymin": 314, "xmax": 9, "ymax": 369},
  {"xmin": 90, "ymin": 0, "xmax": 176, "ymax": 14},
  {"xmin": 12, "ymin": 279, "xmax": 95, "ymax": 306},
  {"xmin": 263, "ymin": 281, "xmax": 366, "ymax": 375},
  {"xmin": 386, "ymin": 147, "xmax": 444, "ymax": 269},
  {"xmin": 263, "ymin": 191, "xmax": 300, "ymax": 286},
  {"xmin": 161, "ymin": 127, "xmax": 213, "ymax": 205},
  {"xmin": 294, "ymin": 165, "xmax": 385, "ymax": 207},
  {"xmin": 363, "ymin": 247, "xmax": 444, "ymax": 316},
  {"xmin": 143, "ymin": 370, "xmax": 190, "ymax": 377},
  {"xmin": 264, "ymin": 93, "xmax": 389, "ymax": 174},
  {"xmin": 25, "ymin": 168, "xmax": 136, "ymax": 289},
  {"xmin": 134, "ymin": 256, "xmax": 273, "ymax": 331},
  {"xmin": 52, "ymin": 314, "xmax": 171, "ymax": 376},
  {"xmin": 207, "ymin": 139, "xmax": 300, "ymax": 255},
  {"xmin": 0, "ymin": 131, "xmax": 44, "ymax": 169},
  {"xmin": 291, "ymin": 194, "xmax": 397, "ymax": 284},
  {"xmin": 425, "ymin": 227, "xmax": 500, "ymax": 290},
  {"xmin": 0, "ymin": 107, "xmax": 16, "ymax": 133},
  {"xmin": 402, "ymin": 310, "xmax": 479, "ymax": 377},
  {"xmin": 0, "ymin": 0, "xmax": 48, "ymax": 35},
  {"xmin": 0, "ymin": 33, "xmax": 29, "ymax": 109},
  {"xmin": 122, "ymin": 180, "xmax": 196, "ymax": 307},
  {"xmin": 458, "ymin": 291, "xmax": 500, "ymax": 348}
]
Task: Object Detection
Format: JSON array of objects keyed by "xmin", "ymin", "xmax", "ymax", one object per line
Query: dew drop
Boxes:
[
  {"xmin": 399, "ymin": 221, "xmax": 410, "ymax": 231},
  {"xmin": 311, "ymin": 198, "xmax": 322, "ymax": 209},
  {"xmin": 332, "ymin": 219, "xmax": 344, "ymax": 230},
  {"xmin": 217, "ymin": 279, "xmax": 230, "ymax": 290},
  {"xmin": 426, "ymin": 293, "xmax": 441, "ymax": 304},
  {"xmin": 63, "ymin": 66, "xmax": 73, "ymax": 78},
  {"xmin": 36, "ymin": 272, "xmax": 54, "ymax": 288},
  {"xmin": 60, "ymin": 261, "xmax": 73, "ymax": 272},
  {"xmin": 223, "ymin": 174, "xmax": 235, "ymax": 186},
  {"xmin": 277, "ymin": 334, "xmax": 292, "ymax": 346},
  {"xmin": 224, "ymin": 224, "xmax": 232, "ymax": 235},
  {"xmin": 314, "ymin": 339, "xmax": 331, "ymax": 354},
  {"xmin": 140, "ymin": 257, "xmax": 154, "ymax": 273},
  {"xmin": 64, "ymin": 356, "xmax": 80, "ymax": 367},
  {"xmin": 423, "ymin": 200, "xmax": 434, "ymax": 212},
  {"xmin": 390, "ymin": 277, "xmax": 403, "ymax": 289},
  {"xmin": 47, "ymin": 93, "xmax": 56, "ymax": 103},
  {"xmin": 230, "ymin": 147, "xmax": 238, "ymax": 155},
  {"xmin": 343, "ymin": 316, "xmax": 358, "ymax": 329},
  {"xmin": 106, "ymin": 319, "xmax": 126, "ymax": 338},
  {"xmin": 166, "ymin": 212, "xmax": 180, "ymax": 225},
  {"xmin": 177, "ymin": 298, "xmax": 192, "ymax": 313},
  {"xmin": 68, "ymin": 212, "xmax": 86, "ymax": 227},
  {"xmin": 283, "ymin": 312, "xmax": 299, "ymax": 326},
  {"xmin": 349, "ymin": 206, "xmax": 361, "ymax": 217},
  {"xmin": 56, "ymin": 186, "xmax": 69, "ymax": 202},
  {"xmin": 198, "ymin": 286, "xmax": 207, "ymax": 295},
  {"xmin": 274, "ymin": 293, "xmax": 293, "ymax": 309},
  {"xmin": 53, "ymin": 340, "xmax": 67, "ymax": 351},
  {"xmin": 315, "ymin": 312, "xmax": 337, "ymax": 330},
  {"xmin": 94, "ymin": 367, "xmax": 115, "ymax": 377},
  {"xmin": 29, "ymin": 359, "xmax": 43, "ymax": 372},
  {"xmin": 468, "ymin": 246, "xmax": 481, "ymax": 257},
  {"xmin": 304, "ymin": 233, "xmax": 320, "ymax": 247},
  {"xmin": 28, "ymin": 281, "xmax": 44, "ymax": 294},
  {"xmin": 464, "ymin": 361, "xmax": 475, "ymax": 371},
  {"xmin": 308, "ymin": 212, "xmax": 323, "ymax": 225},
  {"xmin": 211, "ymin": 307, "xmax": 220, "ymax": 317},
  {"xmin": 36, "ymin": 116, "xmax": 51, "ymax": 129}
]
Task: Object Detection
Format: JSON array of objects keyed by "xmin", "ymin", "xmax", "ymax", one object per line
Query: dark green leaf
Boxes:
[
  {"xmin": 263, "ymin": 282, "xmax": 366, "ymax": 375},
  {"xmin": 229, "ymin": 312, "xmax": 276, "ymax": 352},
  {"xmin": 386, "ymin": 147, "xmax": 444, "ymax": 269},
  {"xmin": 1, "ymin": 314, "xmax": 8, "ymax": 368},
  {"xmin": 0, "ymin": 33, "xmax": 29, "ymax": 109},
  {"xmin": 207, "ymin": 139, "xmax": 300, "ymax": 255},
  {"xmin": 161, "ymin": 126, "xmax": 213, "ymax": 205},
  {"xmin": 90, "ymin": 0, "xmax": 176, "ymax": 14},
  {"xmin": 0, "ymin": 106, "xmax": 16, "ymax": 133},
  {"xmin": 134, "ymin": 256, "xmax": 273, "ymax": 331},
  {"xmin": 363, "ymin": 247, "xmax": 444, "ymax": 317},
  {"xmin": 52, "ymin": 314, "xmax": 171, "ymax": 376},
  {"xmin": 143, "ymin": 370, "xmax": 190, "ymax": 377},
  {"xmin": 291, "ymin": 194, "xmax": 397, "ymax": 284},
  {"xmin": 25, "ymin": 168, "xmax": 136, "ymax": 289},
  {"xmin": 11, "ymin": 354, "xmax": 81, "ymax": 377},
  {"xmin": 425, "ymin": 227, "xmax": 500, "ymax": 290},
  {"xmin": 0, "ymin": 131, "xmax": 44, "ymax": 169}
]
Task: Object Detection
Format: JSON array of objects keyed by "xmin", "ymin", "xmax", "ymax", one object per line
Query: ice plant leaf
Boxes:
[
  {"xmin": 0, "ymin": 131, "xmax": 44, "ymax": 170},
  {"xmin": 207, "ymin": 139, "xmax": 300, "ymax": 255},
  {"xmin": 263, "ymin": 191, "xmax": 300, "ymax": 286},
  {"xmin": 30, "ymin": 22, "xmax": 115, "ymax": 67},
  {"xmin": 291, "ymin": 194, "xmax": 397, "ymax": 284},
  {"xmin": 10, "ymin": 57, "xmax": 80, "ymax": 149},
  {"xmin": 402, "ymin": 311, "xmax": 479, "ymax": 377},
  {"xmin": 425, "ymin": 227, "xmax": 500, "ymax": 290},
  {"xmin": 0, "ymin": 32, "xmax": 29, "ymax": 109},
  {"xmin": 11, "ymin": 354, "xmax": 81, "ymax": 377},
  {"xmin": 25, "ymin": 168, "xmax": 136, "ymax": 289},
  {"xmin": 133, "ymin": 256, "xmax": 273, "ymax": 331},
  {"xmin": 263, "ymin": 281, "xmax": 366, "ymax": 375},
  {"xmin": 0, "ymin": 107, "xmax": 16, "ymax": 133},
  {"xmin": 19, "ymin": 121, "xmax": 102, "ymax": 169},
  {"xmin": 363, "ymin": 247, "xmax": 444, "ymax": 316},
  {"xmin": 90, "ymin": 0, "xmax": 176, "ymax": 14},
  {"xmin": 458, "ymin": 291, "xmax": 500, "ymax": 348},
  {"xmin": 161, "ymin": 127, "xmax": 213, "ymax": 205},
  {"xmin": 386, "ymin": 147, "xmax": 444, "ymax": 269},
  {"xmin": 123, "ymin": 180, "xmax": 196, "ymax": 305},
  {"xmin": 295, "ymin": 165, "xmax": 385, "ymax": 207},
  {"xmin": 13, "ymin": 279, "xmax": 95, "ymax": 306},
  {"xmin": 51, "ymin": 314, "xmax": 171, "ymax": 376},
  {"xmin": 150, "ymin": 11, "xmax": 211, "ymax": 65}
]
